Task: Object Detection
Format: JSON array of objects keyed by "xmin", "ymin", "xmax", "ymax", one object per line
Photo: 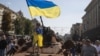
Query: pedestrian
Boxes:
[
  {"xmin": 75, "ymin": 41, "xmax": 82, "ymax": 56},
  {"xmin": 81, "ymin": 39, "xmax": 98, "ymax": 56},
  {"xmin": 70, "ymin": 42, "xmax": 76, "ymax": 56},
  {"xmin": 0, "ymin": 34, "xmax": 7, "ymax": 56},
  {"xmin": 94, "ymin": 40, "xmax": 100, "ymax": 56},
  {"xmin": 57, "ymin": 40, "xmax": 74, "ymax": 56},
  {"xmin": 6, "ymin": 40, "xmax": 17, "ymax": 56}
]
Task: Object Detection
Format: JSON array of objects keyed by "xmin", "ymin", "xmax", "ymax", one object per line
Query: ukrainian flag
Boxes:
[{"xmin": 26, "ymin": 0, "xmax": 60, "ymax": 18}]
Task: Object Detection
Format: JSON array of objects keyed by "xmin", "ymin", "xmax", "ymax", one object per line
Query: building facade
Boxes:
[
  {"xmin": 82, "ymin": 0, "xmax": 100, "ymax": 32},
  {"xmin": 82, "ymin": 0, "xmax": 100, "ymax": 41},
  {"xmin": 70, "ymin": 23, "xmax": 82, "ymax": 41},
  {"xmin": 0, "ymin": 4, "xmax": 17, "ymax": 35}
]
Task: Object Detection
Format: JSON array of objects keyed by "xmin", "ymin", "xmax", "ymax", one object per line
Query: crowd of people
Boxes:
[
  {"xmin": 0, "ymin": 23, "xmax": 100, "ymax": 56},
  {"xmin": 0, "ymin": 32, "xmax": 32, "ymax": 56},
  {"xmin": 33, "ymin": 23, "xmax": 100, "ymax": 56},
  {"xmin": 57, "ymin": 39, "xmax": 100, "ymax": 56}
]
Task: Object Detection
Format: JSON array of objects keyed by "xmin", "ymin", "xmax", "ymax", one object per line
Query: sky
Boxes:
[{"xmin": 0, "ymin": 0, "xmax": 91, "ymax": 35}]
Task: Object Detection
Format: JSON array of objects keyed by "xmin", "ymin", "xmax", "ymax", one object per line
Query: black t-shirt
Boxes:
[
  {"xmin": 18, "ymin": 38, "xmax": 26, "ymax": 46},
  {"xmin": 76, "ymin": 43, "xmax": 82, "ymax": 53},
  {"xmin": 0, "ymin": 40, "xmax": 7, "ymax": 49},
  {"xmin": 62, "ymin": 40, "xmax": 74, "ymax": 49}
]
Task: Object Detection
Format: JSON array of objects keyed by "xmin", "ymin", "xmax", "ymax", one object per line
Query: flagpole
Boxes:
[
  {"xmin": 26, "ymin": 0, "xmax": 37, "ymax": 55},
  {"xmin": 26, "ymin": 1, "xmax": 44, "ymax": 55},
  {"xmin": 40, "ymin": 16, "xmax": 44, "ymax": 27}
]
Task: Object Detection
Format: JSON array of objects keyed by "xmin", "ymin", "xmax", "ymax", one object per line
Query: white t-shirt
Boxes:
[{"xmin": 94, "ymin": 45, "xmax": 100, "ymax": 56}]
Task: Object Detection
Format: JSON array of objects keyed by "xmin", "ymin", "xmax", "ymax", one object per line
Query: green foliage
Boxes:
[
  {"xmin": 14, "ymin": 17, "xmax": 38, "ymax": 36},
  {"xmin": 24, "ymin": 19, "xmax": 33, "ymax": 35},
  {"xmin": 1, "ymin": 12, "xmax": 12, "ymax": 33},
  {"xmin": 1, "ymin": 12, "xmax": 38, "ymax": 36},
  {"xmin": 14, "ymin": 17, "xmax": 25, "ymax": 35}
]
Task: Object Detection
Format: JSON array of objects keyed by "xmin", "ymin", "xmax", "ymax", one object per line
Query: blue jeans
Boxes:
[{"xmin": 0, "ymin": 49, "xmax": 5, "ymax": 56}]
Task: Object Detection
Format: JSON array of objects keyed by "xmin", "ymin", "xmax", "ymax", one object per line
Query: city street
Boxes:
[{"xmin": 0, "ymin": 0, "xmax": 99, "ymax": 56}]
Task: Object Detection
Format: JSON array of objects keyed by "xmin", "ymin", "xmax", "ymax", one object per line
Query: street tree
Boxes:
[{"xmin": 1, "ymin": 12, "xmax": 11, "ymax": 34}]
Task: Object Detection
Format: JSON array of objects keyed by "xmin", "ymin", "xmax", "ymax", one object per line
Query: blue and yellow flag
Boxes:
[{"xmin": 26, "ymin": 0, "xmax": 60, "ymax": 18}]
